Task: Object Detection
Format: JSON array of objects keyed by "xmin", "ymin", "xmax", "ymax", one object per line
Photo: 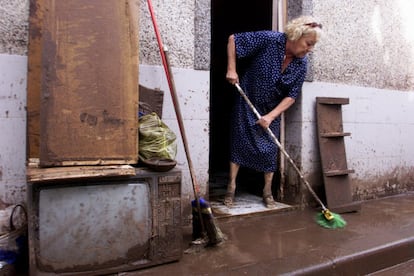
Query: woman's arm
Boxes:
[
  {"xmin": 257, "ymin": 97, "xmax": 296, "ymax": 129},
  {"xmin": 226, "ymin": 34, "xmax": 239, "ymax": 85}
]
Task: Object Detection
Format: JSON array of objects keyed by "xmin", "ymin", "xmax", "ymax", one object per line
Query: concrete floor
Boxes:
[{"xmin": 122, "ymin": 192, "xmax": 414, "ymax": 276}]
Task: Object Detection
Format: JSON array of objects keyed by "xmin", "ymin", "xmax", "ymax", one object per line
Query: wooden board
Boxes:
[
  {"xmin": 27, "ymin": 0, "xmax": 45, "ymax": 159},
  {"xmin": 27, "ymin": 165, "xmax": 136, "ymax": 183},
  {"xmin": 37, "ymin": 0, "xmax": 139, "ymax": 167},
  {"xmin": 139, "ymin": 85, "xmax": 164, "ymax": 118}
]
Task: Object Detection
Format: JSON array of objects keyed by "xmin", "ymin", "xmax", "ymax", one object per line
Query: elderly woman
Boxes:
[{"xmin": 224, "ymin": 16, "xmax": 322, "ymax": 208}]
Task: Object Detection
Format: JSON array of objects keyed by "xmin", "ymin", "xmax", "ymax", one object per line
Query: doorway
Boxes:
[{"xmin": 209, "ymin": 0, "xmax": 280, "ymax": 208}]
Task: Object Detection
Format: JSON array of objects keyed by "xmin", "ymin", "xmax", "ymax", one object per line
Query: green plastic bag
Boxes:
[{"xmin": 139, "ymin": 112, "xmax": 177, "ymax": 160}]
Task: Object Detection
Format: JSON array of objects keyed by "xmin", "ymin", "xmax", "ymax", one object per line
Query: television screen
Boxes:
[{"xmin": 38, "ymin": 182, "xmax": 151, "ymax": 272}]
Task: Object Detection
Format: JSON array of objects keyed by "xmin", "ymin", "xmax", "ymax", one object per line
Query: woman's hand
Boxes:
[
  {"xmin": 226, "ymin": 70, "xmax": 239, "ymax": 85},
  {"xmin": 257, "ymin": 97, "xmax": 295, "ymax": 129},
  {"xmin": 256, "ymin": 114, "xmax": 273, "ymax": 129}
]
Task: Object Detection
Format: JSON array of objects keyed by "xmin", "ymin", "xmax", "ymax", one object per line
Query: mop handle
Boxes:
[{"xmin": 234, "ymin": 83, "xmax": 327, "ymax": 210}]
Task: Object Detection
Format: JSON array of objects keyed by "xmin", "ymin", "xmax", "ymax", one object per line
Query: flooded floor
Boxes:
[{"xmin": 123, "ymin": 192, "xmax": 414, "ymax": 275}]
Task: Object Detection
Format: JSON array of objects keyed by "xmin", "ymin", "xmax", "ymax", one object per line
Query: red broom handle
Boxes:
[
  {"xmin": 146, "ymin": 0, "xmax": 200, "ymax": 197},
  {"xmin": 146, "ymin": 0, "xmax": 168, "ymax": 82}
]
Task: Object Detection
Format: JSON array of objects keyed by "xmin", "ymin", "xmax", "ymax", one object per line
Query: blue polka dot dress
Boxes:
[{"xmin": 231, "ymin": 31, "xmax": 308, "ymax": 172}]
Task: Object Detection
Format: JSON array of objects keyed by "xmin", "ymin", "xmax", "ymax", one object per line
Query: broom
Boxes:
[
  {"xmin": 147, "ymin": 0, "xmax": 224, "ymax": 244},
  {"xmin": 234, "ymin": 83, "xmax": 346, "ymax": 229}
]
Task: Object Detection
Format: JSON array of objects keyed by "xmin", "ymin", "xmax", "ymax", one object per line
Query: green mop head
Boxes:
[{"xmin": 315, "ymin": 210, "xmax": 347, "ymax": 229}]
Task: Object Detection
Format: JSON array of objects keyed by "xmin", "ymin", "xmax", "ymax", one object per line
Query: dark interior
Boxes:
[{"xmin": 209, "ymin": 0, "xmax": 277, "ymax": 198}]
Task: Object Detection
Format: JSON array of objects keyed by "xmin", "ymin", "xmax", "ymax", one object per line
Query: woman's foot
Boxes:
[
  {"xmin": 224, "ymin": 179, "xmax": 236, "ymax": 207},
  {"xmin": 263, "ymin": 194, "xmax": 277, "ymax": 208},
  {"xmin": 223, "ymin": 191, "xmax": 235, "ymax": 207}
]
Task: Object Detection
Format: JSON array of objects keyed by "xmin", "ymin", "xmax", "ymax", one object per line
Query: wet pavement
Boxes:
[
  {"xmin": 369, "ymin": 259, "xmax": 414, "ymax": 275},
  {"xmin": 121, "ymin": 192, "xmax": 414, "ymax": 276}
]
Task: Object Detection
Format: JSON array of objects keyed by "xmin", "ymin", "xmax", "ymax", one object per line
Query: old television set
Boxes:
[{"xmin": 27, "ymin": 167, "xmax": 182, "ymax": 275}]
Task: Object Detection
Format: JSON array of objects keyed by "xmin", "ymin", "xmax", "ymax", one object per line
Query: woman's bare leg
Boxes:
[
  {"xmin": 227, "ymin": 162, "xmax": 240, "ymax": 193},
  {"xmin": 224, "ymin": 162, "xmax": 239, "ymax": 206},
  {"xmin": 263, "ymin": 172, "xmax": 276, "ymax": 208}
]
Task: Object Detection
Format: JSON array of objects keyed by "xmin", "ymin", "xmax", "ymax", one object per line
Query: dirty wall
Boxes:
[
  {"xmin": 140, "ymin": 0, "xmax": 414, "ymax": 205},
  {"xmin": 140, "ymin": 0, "xmax": 414, "ymax": 204},
  {"xmin": 286, "ymin": 0, "xmax": 414, "ymax": 203},
  {"xmin": 0, "ymin": 0, "xmax": 28, "ymax": 204},
  {"xmin": 138, "ymin": 0, "xmax": 211, "ymax": 218},
  {"xmin": 0, "ymin": 0, "xmax": 413, "ymax": 207}
]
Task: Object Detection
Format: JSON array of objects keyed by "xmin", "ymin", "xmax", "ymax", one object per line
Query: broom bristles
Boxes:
[
  {"xmin": 191, "ymin": 198, "xmax": 225, "ymax": 245},
  {"xmin": 315, "ymin": 211, "xmax": 347, "ymax": 229}
]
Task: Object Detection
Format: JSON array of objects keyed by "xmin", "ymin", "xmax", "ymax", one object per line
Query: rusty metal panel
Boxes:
[
  {"xmin": 39, "ymin": 0, "xmax": 139, "ymax": 167},
  {"xmin": 316, "ymin": 97, "xmax": 361, "ymax": 213}
]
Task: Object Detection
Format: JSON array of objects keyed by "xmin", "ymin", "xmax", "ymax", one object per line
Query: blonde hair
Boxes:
[{"xmin": 284, "ymin": 16, "xmax": 322, "ymax": 41}]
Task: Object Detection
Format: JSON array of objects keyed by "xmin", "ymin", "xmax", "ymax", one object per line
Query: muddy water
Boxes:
[{"xmin": 125, "ymin": 193, "xmax": 414, "ymax": 275}]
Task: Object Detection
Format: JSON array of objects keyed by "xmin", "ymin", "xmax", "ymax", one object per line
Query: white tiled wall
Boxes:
[
  {"xmin": 0, "ymin": 54, "xmax": 27, "ymax": 204},
  {"xmin": 298, "ymin": 82, "xmax": 414, "ymax": 198},
  {"xmin": 1, "ymin": 56, "xmax": 413, "ymax": 205},
  {"xmin": 139, "ymin": 64, "xmax": 210, "ymax": 200}
]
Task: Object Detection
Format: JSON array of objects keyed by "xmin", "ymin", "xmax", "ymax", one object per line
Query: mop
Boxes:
[
  {"xmin": 234, "ymin": 83, "xmax": 346, "ymax": 229},
  {"xmin": 147, "ymin": 0, "xmax": 224, "ymax": 245}
]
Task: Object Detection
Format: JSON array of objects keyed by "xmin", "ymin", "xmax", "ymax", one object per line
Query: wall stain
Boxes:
[
  {"xmin": 80, "ymin": 112, "xmax": 98, "ymax": 126},
  {"xmin": 352, "ymin": 166, "xmax": 414, "ymax": 201},
  {"xmin": 103, "ymin": 110, "xmax": 124, "ymax": 126}
]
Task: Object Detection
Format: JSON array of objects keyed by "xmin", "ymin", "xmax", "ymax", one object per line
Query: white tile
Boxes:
[
  {"xmin": 0, "ymin": 54, "xmax": 27, "ymax": 203},
  {"xmin": 0, "ymin": 118, "xmax": 26, "ymax": 179},
  {"xmin": 0, "ymin": 54, "xmax": 27, "ymax": 118}
]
